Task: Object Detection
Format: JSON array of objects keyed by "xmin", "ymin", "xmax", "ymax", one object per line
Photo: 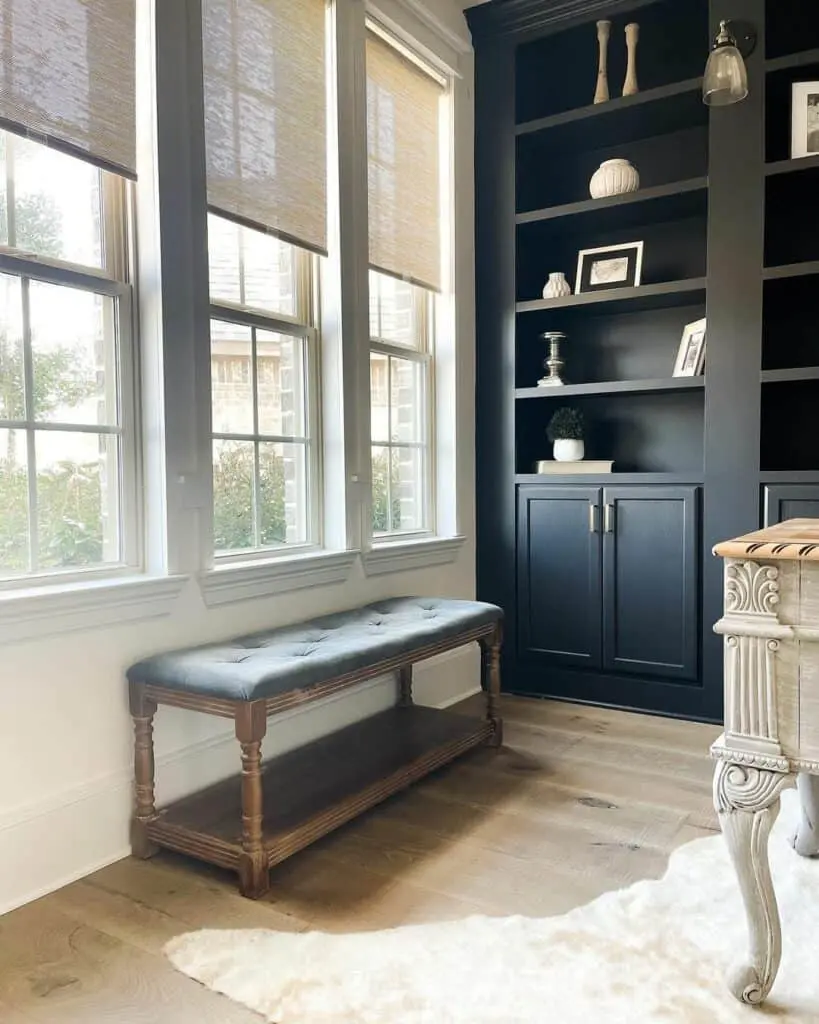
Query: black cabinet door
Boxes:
[
  {"xmin": 602, "ymin": 486, "xmax": 699, "ymax": 681},
  {"xmin": 517, "ymin": 486, "xmax": 602, "ymax": 669},
  {"xmin": 764, "ymin": 485, "xmax": 819, "ymax": 526}
]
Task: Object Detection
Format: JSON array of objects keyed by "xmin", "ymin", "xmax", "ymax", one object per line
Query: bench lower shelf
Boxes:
[{"xmin": 146, "ymin": 705, "xmax": 492, "ymax": 875}]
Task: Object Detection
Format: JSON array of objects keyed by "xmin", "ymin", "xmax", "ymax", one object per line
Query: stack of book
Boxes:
[{"xmin": 535, "ymin": 460, "xmax": 613, "ymax": 474}]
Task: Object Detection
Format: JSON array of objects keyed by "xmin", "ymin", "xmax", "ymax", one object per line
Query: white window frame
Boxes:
[
  {"xmin": 209, "ymin": 226, "xmax": 324, "ymax": 564},
  {"xmin": 0, "ymin": 145, "xmax": 141, "ymax": 591},
  {"xmin": 369, "ymin": 274, "xmax": 436, "ymax": 540},
  {"xmin": 361, "ymin": 13, "xmax": 466, "ymax": 573}
]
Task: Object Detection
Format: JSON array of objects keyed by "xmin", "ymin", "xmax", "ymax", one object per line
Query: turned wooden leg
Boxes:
[
  {"xmin": 481, "ymin": 625, "xmax": 503, "ymax": 748},
  {"xmin": 398, "ymin": 664, "xmax": 413, "ymax": 707},
  {"xmin": 235, "ymin": 701, "xmax": 269, "ymax": 899},
  {"xmin": 129, "ymin": 683, "xmax": 159, "ymax": 859},
  {"xmin": 714, "ymin": 760, "xmax": 792, "ymax": 1005},
  {"xmin": 791, "ymin": 773, "xmax": 819, "ymax": 857}
]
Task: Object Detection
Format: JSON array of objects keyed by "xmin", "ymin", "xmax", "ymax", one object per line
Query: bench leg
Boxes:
[
  {"xmin": 481, "ymin": 626, "xmax": 504, "ymax": 748},
  {"xmin": 235, "ymin": 701, "xmax": 269, "ymax": 898},
  {"xmin": 398, "ymin": 664, "xmax": 413, "ymax": 707},
  {"xmin": 129, "ymin": 683, "xmax": 159, "ymax": 859}
]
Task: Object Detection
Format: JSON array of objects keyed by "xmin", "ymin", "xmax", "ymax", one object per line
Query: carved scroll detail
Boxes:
[
  {"xmin": 725, "ymin": 561, "xmax": 779, "ymax": 615},
  {"xmin": 714, "ymin": 762, "xmax": 790, "ymax": 814}
]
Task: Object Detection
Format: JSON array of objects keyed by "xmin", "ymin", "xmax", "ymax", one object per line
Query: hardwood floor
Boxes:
[{"xmin": 0, "ymin": 696, "xmax": 720, "ymax": 1022}]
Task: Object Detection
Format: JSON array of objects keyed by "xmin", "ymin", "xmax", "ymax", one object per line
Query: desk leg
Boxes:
[
  {"xmin": 792, "ymin": 773, "xmax": 819, "ymax": 857},
  {"xmin": 714, "ymin": 760, "xmax": 791, "ymax": 1005}
]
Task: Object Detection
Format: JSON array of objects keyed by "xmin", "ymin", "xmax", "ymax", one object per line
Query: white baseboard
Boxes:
[{"xmin": 0, "ymin": 649, "xmax": 480, "ymax": 917}]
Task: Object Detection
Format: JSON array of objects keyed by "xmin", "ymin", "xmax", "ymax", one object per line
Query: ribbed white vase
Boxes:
[
  {"xmin": 542, "ymin": 272, "xmax": 572, "ymax": 299},
  {"xmin": 589, "ymin": 159, "xmax": 640, "ymax": 199}
]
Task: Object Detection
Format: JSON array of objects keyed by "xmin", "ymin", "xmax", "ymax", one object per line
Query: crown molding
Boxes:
[{"xmin": 465, "ymin": 0, "xmax": 654, "ymax": 44}]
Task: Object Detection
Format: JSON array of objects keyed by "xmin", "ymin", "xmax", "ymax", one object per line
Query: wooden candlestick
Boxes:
[
  {"xmin": 623, "ymin": 22, "xmax": 640, "ymax": 96},
  {"xmin": 594, "ymin": 20, "xmax": 611, "ymax": 104}
]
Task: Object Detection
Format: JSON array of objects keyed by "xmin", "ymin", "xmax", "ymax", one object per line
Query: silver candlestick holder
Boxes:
[{"xmin": 537, "ymin": 331, "xmax": 568, "ymax": 387}]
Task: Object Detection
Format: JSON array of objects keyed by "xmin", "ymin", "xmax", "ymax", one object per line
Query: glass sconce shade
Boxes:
[
  {"xmin": 703, "ymin": 45, "xmax": 748, "ymax": 105},
  {"xmin": 703, "ymin": 21, "xmax": 750, "ymax": 106}
]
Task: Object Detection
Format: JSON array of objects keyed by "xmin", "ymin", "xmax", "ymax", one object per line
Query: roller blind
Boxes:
[
  {"xmin": 0, "ymin": 0, "xmax": 136, "ymax": 177},
  {"xmin": 366, "ymin": 30, "xmax": 445, "ymax": 292},
  {"xmin": 203, "ymin": 0, "xmax": 327, "ymax": 255}
]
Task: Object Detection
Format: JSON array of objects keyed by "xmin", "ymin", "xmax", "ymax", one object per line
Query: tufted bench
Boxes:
[{"xmin": 127, "ymin": 597, "xmax": 503, "ymax": 897}]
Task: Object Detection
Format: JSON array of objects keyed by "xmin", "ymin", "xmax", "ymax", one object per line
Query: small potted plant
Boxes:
[{"xmin": 547, "ymin": 407, "xmax": 585, "ymax": 462}]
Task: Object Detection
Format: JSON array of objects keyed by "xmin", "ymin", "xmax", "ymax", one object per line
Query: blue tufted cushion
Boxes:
[{"xmin": 127, "ymin": 597, "xmax": 503, "ymax": 701}]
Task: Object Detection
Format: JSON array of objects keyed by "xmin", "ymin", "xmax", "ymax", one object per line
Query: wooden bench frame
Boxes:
[{"xmin": 129, "ymin": 621, "xmax": 503, "ymax": 897}]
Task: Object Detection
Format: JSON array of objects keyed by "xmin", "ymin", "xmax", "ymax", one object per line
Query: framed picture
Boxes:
[
  {"xmin": 791, "ymin": 82, "xmax": 819, "ymax": 158},
  {"xmin": 673, "ymin": 318, "xmax": 707, "ymax": 377},
  {"xmin": 575, "ymin": 242, "xmax": 643, "ymax": 294}
]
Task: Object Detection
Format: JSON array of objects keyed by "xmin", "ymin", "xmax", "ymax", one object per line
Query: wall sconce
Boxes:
[{"xmin": 703, "ymin": 19, "xmax": 757, "ymax": 106}]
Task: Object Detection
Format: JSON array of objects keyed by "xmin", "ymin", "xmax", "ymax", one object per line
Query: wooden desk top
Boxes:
[{"xmin": 713, "ymin": 518, "xmax": 819, "ymax": 561}]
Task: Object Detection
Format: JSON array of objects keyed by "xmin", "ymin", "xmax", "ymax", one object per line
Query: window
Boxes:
[
  {"xmin": 209, "ymin": 215, "xmax": 319, "ymax": 557},
  {"xmin": 202, "ymin": 0, "xmax": 328, "ymax": 561},
  {"xmin": 366, "ymin": 28, "xmax": 447, "ymax": 538},
  {"xmin": 369, "ymin": 271, "xmax": 433, "ymax": 535},
  {"xmin": 0, "ymin": 131, "xmax": 136, "ymax": 582}
]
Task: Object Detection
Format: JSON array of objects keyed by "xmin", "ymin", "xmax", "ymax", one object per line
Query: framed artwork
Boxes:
[
  {"xmin": 791, "ymin": 82, "xmax": 819, "ymax": 158},
  {"xmin": 575, "ymin": 241, "xmax": 643, "ymax": 294},
  {"xmin": 673, "ymin": 317, "xmax": 707, "ymax": 377}
]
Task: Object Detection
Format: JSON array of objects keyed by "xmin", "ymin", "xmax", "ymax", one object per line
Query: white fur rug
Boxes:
[{"xmin": 166, "ymin": 790, "xmax": 819, "ymax": 1022}]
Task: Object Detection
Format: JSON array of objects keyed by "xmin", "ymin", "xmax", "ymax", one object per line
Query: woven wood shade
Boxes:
[
  {"xmin": 366, "ymin": 30, "xmax": 445, "ymax": 292},
  {"xmin": 0, "ymin": 0, "xmax": 136, "ymax": 177},
  {"xmin": 202, "ymin": 0, "xmax": 328, "ymax": 255}
]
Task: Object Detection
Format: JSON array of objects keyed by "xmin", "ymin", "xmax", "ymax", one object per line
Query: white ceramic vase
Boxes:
[
  {"xmin": 553, "ymin": 439, "xmax": 585, "ymax": 462},
  {"xmin": 589, "ymin": 159, "xmax": 640, "ymax": 199},
  {"xmin": 542, "ymin": 272, "xmax": 572, "ymax": 299}
]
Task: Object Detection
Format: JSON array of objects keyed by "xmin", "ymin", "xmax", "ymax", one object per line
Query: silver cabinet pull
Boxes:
[
  {"xmin": 589, "ymin": 502, "xmax": 599, "ymax": 533},
  {"xmin": 604, "ymin": 502, "xmax": 615, "ymax": 533}
]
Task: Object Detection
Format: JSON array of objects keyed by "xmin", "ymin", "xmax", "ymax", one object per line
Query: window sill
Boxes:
[
  {"xmin": 0, "ymin": 574, "xmax": 189, "ymax": 644},
  {"xmin": 200, "ymin": 549, "xmax": 359, "ymax": 607},
  {"xmin": 362, "ymin": 535, "xmax": 467, "ymax": 576}
]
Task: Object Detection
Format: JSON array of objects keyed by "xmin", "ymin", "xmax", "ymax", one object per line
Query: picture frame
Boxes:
[
  {"xmin": 672, "ymin": 317, "xmax": 707, "ymax": 377},
  {"xmin": 791, "ymin": 82, "xmax": 819, "ymax": 159},
  {"xmin": 575, "ymin": 241, "xmax": 644, "ymax": 294}
]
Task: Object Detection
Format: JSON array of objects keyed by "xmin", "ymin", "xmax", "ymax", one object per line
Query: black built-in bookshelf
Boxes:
[{"xmin": 468, "ymin": 0, "xmax": 819, "ymax": 721}]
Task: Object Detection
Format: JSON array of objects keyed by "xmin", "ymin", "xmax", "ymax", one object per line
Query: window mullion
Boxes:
[
  {"xmin": 5, "ymin": 135, "xmax": 16, "ymax": 248},
  {"xmin": 252, "ymin": 441, "xmax": 262, "ymax": 549},
  {"xmin": 250, "ymin": 327, "xmax": 261, "ymax": 548},
  {"xmin": 385, "ymin": 354, "xmax": 394, "ymax": 532},
  {"xmin": 20, "ymin": 278, "xmax": 38, "ymax": 571}
]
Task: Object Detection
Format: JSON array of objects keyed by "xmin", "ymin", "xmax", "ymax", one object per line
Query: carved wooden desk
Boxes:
[{"xmin": 713, "ymin": 519, "xmax": 819, "ymax": 1005}]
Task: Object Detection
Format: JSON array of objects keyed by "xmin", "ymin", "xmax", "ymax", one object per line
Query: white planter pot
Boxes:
[
  {"xmin": 589, "ymin": 159, "xmax": 640, "ymax": 199},
  {"xmin": 553, "ymin": 439, "xmax": 585, "ymax": 462},
  {"xmin": 542, "ymin": 272, "xmax": 572, "ymax": 299}
]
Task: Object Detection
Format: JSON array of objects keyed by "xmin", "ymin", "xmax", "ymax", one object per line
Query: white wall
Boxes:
[{"xmin": 0, "ymin": 0, "xmax": 476, "ymax": 916}]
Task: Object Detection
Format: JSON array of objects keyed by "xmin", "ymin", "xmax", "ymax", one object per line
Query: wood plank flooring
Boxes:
[{"xmin": 0, "ymin": 696, "xmax": 721, "ymax": 1022}]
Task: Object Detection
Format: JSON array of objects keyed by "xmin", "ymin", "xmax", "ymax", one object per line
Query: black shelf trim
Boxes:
[
  {"xmin": 515, "ymin": 78, "xmax": 703, "ymax": 137},
  {"xmin": 515, "ymin": 472, "xmax": 704, "ymax": 485},
  {"xmin": 765, "ymin": 48, "xmax": 819, "ymax": 72},
  {"xmin": 516, "ymin": 178, "xmax": 708, "ymax": 226},
  {"xmin": 763, "ymin": 261, "xmax": 819, "ymax": 281},
  {"xmin": 765, "ymin": 155, "xmax": 819, "ymax": 177},
  {"xmin": 515, "ymin": 377, "xmax": 704, "ymax": 399},
  {"xmin": 761, "ymin": 367, "xmax": 819, "ymax": 384},
  {"xmin": 516, "ymin": 278, "xmax": 707, "ymax": 313}
]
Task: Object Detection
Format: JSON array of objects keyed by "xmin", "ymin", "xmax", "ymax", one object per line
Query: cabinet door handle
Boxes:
[
  {"xmin": 604, "ymin": 502, "xmax": 615, "ymax": 533},
  {"xmin": 589, "ymin": 502, "xmax": 599, "ymax": 533}
]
